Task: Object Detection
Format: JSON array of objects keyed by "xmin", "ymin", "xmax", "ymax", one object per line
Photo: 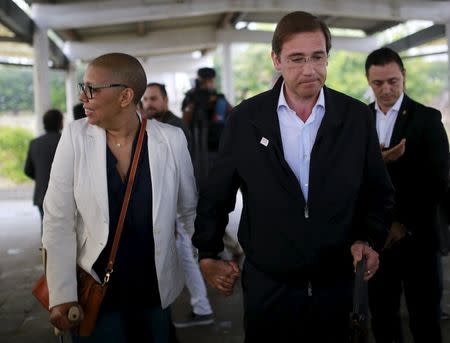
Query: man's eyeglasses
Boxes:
[
  {"xmin": 77, "ymin": 83, "xmax": 128, "ymax": 99},
  {"xmin": 285, "ymin": 54, "xmax": 328, "ymax": 68}
]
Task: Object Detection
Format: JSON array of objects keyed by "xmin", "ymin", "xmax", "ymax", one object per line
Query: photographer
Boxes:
[{"xmin": 182, "ymin": 67, "xmax": 232, "ymax": 184}]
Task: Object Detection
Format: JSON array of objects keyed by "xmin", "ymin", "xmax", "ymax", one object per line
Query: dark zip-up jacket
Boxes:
[{"xmin": 193, "ymin": 78, "xmax": 394, "ymax": 281}]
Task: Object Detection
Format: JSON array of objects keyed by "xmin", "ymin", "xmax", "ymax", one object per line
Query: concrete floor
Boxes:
[
  {"xmin": 0, "ymin": 190, "xmax": 245, "ymax": 343},
  {"xmin": 1, "ymin": 188, "xmax": 450, "ymax": 342}
]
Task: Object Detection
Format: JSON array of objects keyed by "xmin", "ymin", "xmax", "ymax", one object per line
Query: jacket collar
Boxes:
[
  {"xmin": 84, "ymin": 118, "xmax": 167, "ymax": 224},
  {"xmin": 370, "ymin": 94, "xmax": 411, "ymax": 148},
  {"xmin": 85, "ymin": 124, "xmax": 108, "ymax": 222},
  {"xmin": 389, "ymin": 94, "xmax": 411, "ymax": 147},
  {"xmin": 250, "ymin": 76, "xmax": 343, "ymax": 201}
]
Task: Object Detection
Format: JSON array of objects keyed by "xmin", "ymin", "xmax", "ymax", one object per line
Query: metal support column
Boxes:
[
  {"xmin": 447, "ymin": 24, "xmax": 450, "ymax": 121},
  {"xmin": 65, "ymin": 61, "xmax": 77, "ymax": 123},
  {"xmin": 32, "ymin": 25, "xmax": 50, "ymax": 135},
  {"xmin": 221, "ymin": 42, "xmax": 235, "ymax": 105}
]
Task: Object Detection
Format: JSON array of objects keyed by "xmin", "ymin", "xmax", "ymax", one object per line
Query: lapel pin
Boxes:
[
  {"xmin": 260, "ymin": 137, "xmax": 269, "ymax": 147},
  {"xmin": 402, "ymin": 110, "xmax": 407, "ymax": 115}
]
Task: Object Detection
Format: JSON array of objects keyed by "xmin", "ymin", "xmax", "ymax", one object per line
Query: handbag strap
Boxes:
[{"xmin": 103, "ymin": 116, "xmax": 147, "ymax": 285}]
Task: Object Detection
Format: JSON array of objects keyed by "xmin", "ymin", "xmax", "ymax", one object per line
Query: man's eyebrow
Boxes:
[{"xmin": 371, "ymin": 77, "xmax": 400, "ymax": 83}]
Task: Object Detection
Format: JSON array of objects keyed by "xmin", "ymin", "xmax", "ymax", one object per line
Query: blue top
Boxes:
[{"xmin": 93, "ymin": 130, "xmax": 160, "ymax": 310}]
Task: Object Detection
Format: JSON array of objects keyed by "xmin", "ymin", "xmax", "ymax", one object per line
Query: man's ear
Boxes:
[
  {"xmin": 271, "ymin": 51, "xmax": 281, "ymax": 71},
  {"xmin": 120, "ymin": 88, "xmax": 135, "ymax": 107}
]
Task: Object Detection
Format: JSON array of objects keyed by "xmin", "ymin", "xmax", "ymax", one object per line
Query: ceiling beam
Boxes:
[
  {"xmin": 0, "ymin": 36, "xmax": 23, "ymax": 43},
  {"xmin": 64, "ymin": 25, "xmax": 217, "ymax": 61},
  {"xmin": 64, "ymin": 25, "xmax": 379, "ymax": 62},
  {"xmin": 136, "ymin": 22, "xmax": 147, "ymax": 36},
  {"xmin": 218, "ymin": 28, "xmax": 377, "ymax": 52},
  {"xmin": 143, "ymin": 52, "xmax": 212, "ymax": 74},
  {"xmin": 0, "ymin": 0, "xmax": 34, "ymax": 44},
  {"xmin": 62, "ymin": 29, "xmax": 82, "ymax": 42},
  {"xmin": 217, "ymin": 12, "xmax": 235, "ymax": 29},
  {"xmin": 0, "ymin": 0, "xmax": 68, "ymax": 69},
  {"xmin": 31, "ymin": 0, "xmax": 450, "ymax": 30},
  {"xmin": 384, "ymin": 24, "xmax": 446, "ymax": 52}
]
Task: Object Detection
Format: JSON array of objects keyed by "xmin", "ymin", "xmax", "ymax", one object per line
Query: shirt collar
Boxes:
[{"xmin": 375, "ymin": 92, "xmax": 404, "ymax": 114}]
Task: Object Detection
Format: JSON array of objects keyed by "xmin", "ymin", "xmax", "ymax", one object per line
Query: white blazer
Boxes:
[{"xmin": 42, "ymin": 117, "xmax": 197, "ymax": 309}]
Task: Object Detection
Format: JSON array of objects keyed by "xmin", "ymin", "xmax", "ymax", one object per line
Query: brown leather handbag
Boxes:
[
  {"xmin": 32, "ymin": 267, "xmax": 107, "ymax": 335},
  {"xmin": 32, "ymin": 117, "xmax": 147, "ymax": 336}
]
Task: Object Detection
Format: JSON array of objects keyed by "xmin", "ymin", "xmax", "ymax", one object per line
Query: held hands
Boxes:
[
  {"xmin": 49, "ymin": 302, "xmax": 83, "ymax": 331},
  {"xmin": 351, "ymin": 241, "xmax": 379, "ymax": 281},
  {"xmin": 199, "ymin": 258, "xmax": 240, "ymax": 296},
  {"xmin": 380, "ymin": 139, "xmax": 406, "ymax": 163}
]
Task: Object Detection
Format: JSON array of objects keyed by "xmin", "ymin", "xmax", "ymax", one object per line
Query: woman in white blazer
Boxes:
[{"xmin": 42, "ymin": 53, "xmax": 197, "ymax": 342}]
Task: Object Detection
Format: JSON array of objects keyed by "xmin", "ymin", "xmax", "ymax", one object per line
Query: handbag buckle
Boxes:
[{"xmin": 102, "ymin": 268, "xmax": 113, "ymax": 286}]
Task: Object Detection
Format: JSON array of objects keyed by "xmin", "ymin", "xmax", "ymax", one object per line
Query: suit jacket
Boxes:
[
  {"xmin": 159, "ymin": 110, "xmax": 192, "ymax": 152},
  {"xmin": 369, "ymin": 94, "xmax": 449, "ymax": 250},
  {"xmin": 42, "ymin": 117, "xmax": 197, "ymax": 309},
  {"xmin": 193, "ymin": 78, "xmax": 394, "ymax": 281},
  {"xmin": 24, "ymin": 132, "xmax": 61, "ymax": 207}
]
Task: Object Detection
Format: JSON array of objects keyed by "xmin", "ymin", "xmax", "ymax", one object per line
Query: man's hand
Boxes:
[
  {"xmin": 351, "ymin": 241, "xmax": 379, "ymax": 281},
  {"xmin": 381, "ymin": 139, "xmax": 406, "ymax": 163},
  {"xmin": 199, "ymin": 258, "xmax": 240, "ymax": 296},
  {"xmin": 49, "ymin": 302, "xmax": 83, "ymax": 331},
  {"xmin": 384, "ymin": 221, "xmax": 407, "ymax": 249}
]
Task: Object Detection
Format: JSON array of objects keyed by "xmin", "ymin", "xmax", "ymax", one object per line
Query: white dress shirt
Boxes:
[
  {"xmin": 375, "ymin": 92, "xmax": 404, "ymax": 147},
  {"xmin": 277, "ymin": 84, "xmax": 325, "ymax": 202}
]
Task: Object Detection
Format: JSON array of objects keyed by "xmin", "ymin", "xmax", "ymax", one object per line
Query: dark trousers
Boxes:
[
  {"xmin": 368, "ymin": 237, "xmax": 442, "ymax": 343},
  {"xmin": 71, "ymin": 307, "xmax": 171, "ymax": 343},
  {"xmin": 242, "ymin": 260, "xmax": 353, "ymax": 343}
]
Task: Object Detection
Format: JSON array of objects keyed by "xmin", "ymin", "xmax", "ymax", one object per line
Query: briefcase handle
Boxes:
[{"xmin": 352, "ymin": 257, "xmax": 368, "ymax": 318}]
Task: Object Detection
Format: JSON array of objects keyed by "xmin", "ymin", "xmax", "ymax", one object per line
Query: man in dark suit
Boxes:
[
  {"xmin": 24, "ymin": 109, "xmax": 63, "ymax": 234},
  {"xmin": 192, "ymin": 11, "xmax": 394, "ymax": 343},
  {"xmin": 365, "ymin": 47, "xmax": 449, "ymax": 343}
]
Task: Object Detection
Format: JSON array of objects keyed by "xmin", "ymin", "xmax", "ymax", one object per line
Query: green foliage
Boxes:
[
  {"xmin": 0, "ymin": 126, "xmax": 33, "ymax": 182},
  {"xmin": 326, "ymin": 51, "xmax": 368, "ymax": 102},
  {"xmin": 403, "ymin": 58, "xmax": 448, "ymax": 106},
  {"xmin": 50, "ymin": 70, "xmax": 67, "ymax": 112},
  {"xmin": 215, "ymin": 44, "xmax": 276, "ymax": 105},
  {"xmin": 0, "ymin": 65, "xmax": 67, "ymax": 113},
  {"xmin": 0, "ymin": 65, "xmax": 34, "ymax": 112},
  {"xmin": 327, "ymin": 51, "xmax": 448, "ymax": 106},
  {"xmin": 233, "ymin": 44, "xmax": 275, "ymax": 104}
]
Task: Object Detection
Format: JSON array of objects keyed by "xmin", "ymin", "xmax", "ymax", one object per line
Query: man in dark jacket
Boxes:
[
  {"xmin": 193, "ymin": 11, "xmax": 394, "ymax": 343},
  {"xmin": 181, "ymin": 67, "xmax": 233, "ymax": 186},
  {"xmin": 181, "ymin": 67, "xmax": 232, "ymax": 153},
  {"xmin": 24, "ymin": 109, "xmax": 63, "ymax": 234},
  {"xmin": 366, "ymin": 47, "xmax": 449, "ymax": 343},
  {"xmin": 142, "ymin": 82, "xmax": 191, "ymax": 147}
]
